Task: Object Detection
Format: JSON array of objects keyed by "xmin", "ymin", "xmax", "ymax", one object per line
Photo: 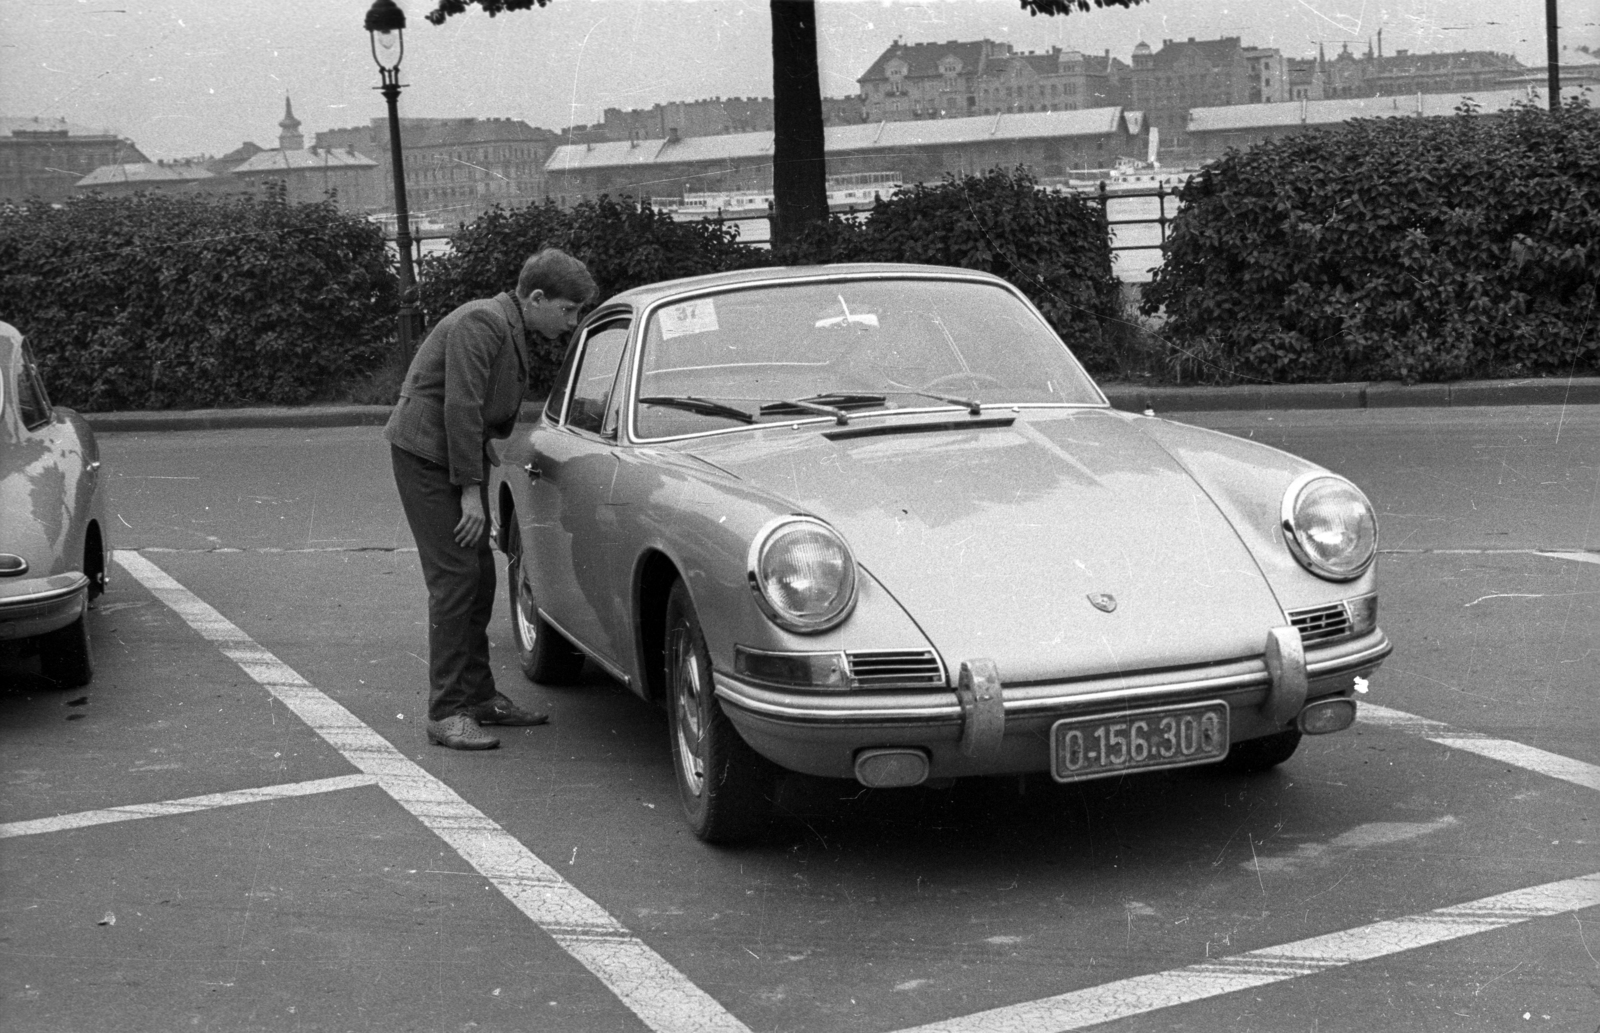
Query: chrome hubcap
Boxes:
[
  {"xmin": 670, "ymin": 627, "xmax": 707, "ymax": 798},
  {"xmin": 511, "ymin": 555, "xmax": 538, "ymax": 652}
]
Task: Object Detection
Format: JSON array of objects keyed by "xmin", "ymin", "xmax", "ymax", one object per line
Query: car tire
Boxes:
[
  {"xmin": 38, "ymin": 598, "xmax": 93, "ymax": 688},
  {"xmin": 1218, "ymin": 729, "xmax": 1302, "ymax": 773},
  {"xmin": 665, "ymin": 579, "xmax": 775, "ymax": 844},
  {"xmin": 505, "ymin": 520, "xmax": 586, "ymax": 685}
]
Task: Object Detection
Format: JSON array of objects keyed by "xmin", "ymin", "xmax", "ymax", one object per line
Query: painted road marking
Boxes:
[
  {"xmin": 888, "ymin": 872, "xmax": 1600, "ymax": 1033},
  {"xmin": 0, "ymin": 774, "xmax": 378, "ymax": 839},
  {"xmin": 112, "ymin": 550, "xmax": 752, "ymax": 1033},
  {"xmin": 1361, "ymin": 703, "xmax": 1600, "ymax": 793}
]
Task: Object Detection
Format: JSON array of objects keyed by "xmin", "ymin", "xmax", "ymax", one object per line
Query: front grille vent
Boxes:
[
  {"xmin": 1288, "ymin": 602, "xmax": 1352, "ymax": 644},
  {"xmin": 846, "ymin": 650, "xmax": 946, "ymax": 688}
]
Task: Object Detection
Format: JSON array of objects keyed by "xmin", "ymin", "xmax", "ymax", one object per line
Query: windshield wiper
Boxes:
[
  {"xmin": 909, "ymin": 390, "xmax": 982, "ymax": 415},
  {"xmin": 758, "ymin": 392, "xmax": 888, "ymax": 426},
  {"xmin": 638, "ymin": 395, "xmax": 755, "ymax": 424}
]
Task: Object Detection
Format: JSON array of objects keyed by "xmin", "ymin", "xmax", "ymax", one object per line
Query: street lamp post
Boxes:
[{"xmin": 366, "ymin": 0, "xmax": 423, "ymax": 361}]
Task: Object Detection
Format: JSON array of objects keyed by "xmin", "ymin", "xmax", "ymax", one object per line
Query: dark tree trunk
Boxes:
[{"xmin": 770, "ymin": 0, "xmax": 828, "ymax": 249}]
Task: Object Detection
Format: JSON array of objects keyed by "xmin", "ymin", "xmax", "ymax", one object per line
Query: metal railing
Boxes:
[
  {"xmin": 1077, "ymin": 181, "xmax": 1186, "ymax": 284},
  {"xmin": 379, "ymin": 182, "xmax": 1187, "ymax": 280}
]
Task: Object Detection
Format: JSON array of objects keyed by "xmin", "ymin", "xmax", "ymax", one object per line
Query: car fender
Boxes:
[
  {"xmin": 611, "ymin": 447, "xmax": 940, "ymax": 697},
  {"xmin": 1131, "ymin": 414, "xmax": 1378, "ymax": 609}
]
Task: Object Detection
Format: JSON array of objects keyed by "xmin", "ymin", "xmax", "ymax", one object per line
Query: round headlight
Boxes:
[
  {"xmin": 747, "ymin": 517, "xmax": 858, "ymax": 633},
  {"xmin": 1281, "ymin": 474, "xmax": 1378, "ymax": 581}
]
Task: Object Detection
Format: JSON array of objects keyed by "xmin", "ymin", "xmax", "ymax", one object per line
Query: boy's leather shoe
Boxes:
[
  {"xmin": 426, "ymin": 713, "xmax": 500, "ymax": 750},
  {"xmin": 471, "ymin": 693, "xmax": 550, "ymax": 726}
]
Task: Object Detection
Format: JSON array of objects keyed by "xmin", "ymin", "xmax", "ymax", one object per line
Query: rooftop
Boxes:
[{"xmin": 548, "ymin": 107, "xmax": 1138, "ymax": 173}]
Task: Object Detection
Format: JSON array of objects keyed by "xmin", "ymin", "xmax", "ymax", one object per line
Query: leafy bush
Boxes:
[
  {"xmin": 0, "ymin": 184, "xmax": 395, "ymax": 410},
  {"xmin": 418, "ymin": 196, "xmax": 763, "ymax": 390},
  {"xmin": 1142, "ymin": 98, "xmax": 1600, "ymax": 383},
  {"xmin": 773, "ymin": 167, "xmax": 1123, "ymax": 367}
]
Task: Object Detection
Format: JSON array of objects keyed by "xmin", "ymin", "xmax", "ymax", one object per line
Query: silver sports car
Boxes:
[
  {"xmin": 0, "ymin": 321, "xmax": 107, "ymax": 688},
  {"xmin": 491, "ymin": 264, "xmax": 1390, "ymax": 842}
]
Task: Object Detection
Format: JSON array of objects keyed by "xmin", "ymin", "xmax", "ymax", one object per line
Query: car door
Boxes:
[{"xmin": 521, "ymin": 314, "xmax": 632, "ymax": 667}]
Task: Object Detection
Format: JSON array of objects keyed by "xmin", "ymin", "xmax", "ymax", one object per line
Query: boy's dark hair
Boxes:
[{"xmin": 516, "ymin": 248, "xmax": 597, "ymax": 304}]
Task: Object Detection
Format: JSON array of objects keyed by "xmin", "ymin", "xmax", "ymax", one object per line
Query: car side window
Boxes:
[
  {"xmin": 17, "ymin": 340, "xmax": 53, "ymax": 431},
  {"xmin": 543, "ymin": 337, "xmax": 582, "ymax": 423},
  {"xmin": 565, "ymin": 320, "xmax": 631, "ymax": 436}
]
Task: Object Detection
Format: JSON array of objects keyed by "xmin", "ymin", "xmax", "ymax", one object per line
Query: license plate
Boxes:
[{"xmin": 1050, "ymin": 701, "xmax": 1229, "ymax": 783}]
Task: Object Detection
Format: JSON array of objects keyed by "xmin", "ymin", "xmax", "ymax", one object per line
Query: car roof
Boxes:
[{"xmin": 597, "ymin": 263, "xmax": 1011, "ymax": 310}]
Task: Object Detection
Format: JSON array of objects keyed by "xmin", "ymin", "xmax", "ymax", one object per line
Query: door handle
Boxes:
[{"xmin": 523, "ymin": 460, "xmax": 541, "ymax": 481}]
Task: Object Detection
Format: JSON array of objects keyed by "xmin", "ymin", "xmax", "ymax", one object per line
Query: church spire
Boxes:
[{"xmin": 278, "ymin": 97, "xmax": 304, "ymax": 152}]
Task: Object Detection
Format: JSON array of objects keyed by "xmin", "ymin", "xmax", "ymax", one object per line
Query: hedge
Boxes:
[
  {"xmin": 0, "ymin": 183, "xmax": 396, "ymax": 411},
  {"xmin": 1142, "ymin": 98, "xmax": 1600, "ymax": 384}
]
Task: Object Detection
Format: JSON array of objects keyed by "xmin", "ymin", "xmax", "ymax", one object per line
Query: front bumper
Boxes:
[
  {"xmin": 714, "ymin": 628, "xmax": 1391, "ymax": 780},
  {"xmin": 0, "ymin": 573, "xmax": 90, "ymax": 642}
]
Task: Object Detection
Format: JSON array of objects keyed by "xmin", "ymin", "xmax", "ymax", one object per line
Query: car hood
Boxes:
[{"xmin": 688, "ymin": 409, "xmax": 1287, "ymax": 682}]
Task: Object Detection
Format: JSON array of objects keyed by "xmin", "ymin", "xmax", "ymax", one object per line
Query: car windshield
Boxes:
[{"xmin": 631, "ymin": 278, "xmax": 1101, "ymax": 438}]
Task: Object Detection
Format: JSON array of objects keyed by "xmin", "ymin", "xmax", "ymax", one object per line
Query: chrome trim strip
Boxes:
[
  {"xmin": 537, "ymin": 607, "xmax": 631, "ymax": 687},
  {"xmin": 1306, "ymin": 634, "xmax": 1392, "ymax": 675},
  {"xmin": 0, "ymin": 573, "xmax": 89, "ymax": 608},
  {"xmin": 1002, "ymin": 669, "xmax": 1269, "ymax": 713},
  {"xmin": 714, "ymin": 631, "xmax": 1392, "ymax": 724}
]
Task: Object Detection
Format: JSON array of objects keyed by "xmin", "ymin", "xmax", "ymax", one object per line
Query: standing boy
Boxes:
[{"xmin": 386, "ymin": 248, "xmax": 596, "ymax": 749}]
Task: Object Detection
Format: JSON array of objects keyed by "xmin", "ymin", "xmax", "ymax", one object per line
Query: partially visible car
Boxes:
[
  {"xmin": 490, "ymin": 265, "xmax": 1390, "ymax": 842},
  {"xmin": 0, "ymin": 321, "xmax": 107, "ymax": 687}
]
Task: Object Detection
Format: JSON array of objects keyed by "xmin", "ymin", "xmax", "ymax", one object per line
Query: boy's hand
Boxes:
[{"xmin": 455, "ymin": 488, "xmax": 487, "ymax": 547}]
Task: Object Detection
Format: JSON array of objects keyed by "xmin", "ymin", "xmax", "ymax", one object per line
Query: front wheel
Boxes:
[
  {"xmin": 665, "ymin": 580, "xmax": 775, "ymax": 843},
  {"xmin": 1217, "ymin": 729, "xmax": 1302, "ymax": 773},
  {"xmin": 505, "ymin": 520, "xmax": 586, "ymax": 685},
  {"xmin": 38, "ymin": 597, "xmax": 93, "ymax": 688}
]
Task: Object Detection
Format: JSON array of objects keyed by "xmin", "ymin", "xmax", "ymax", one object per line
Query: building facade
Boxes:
[
  {"xmin": 1131, "ymin": 37, "xmax": 1266, "ymax": 157},
  {"xmin": 1, "ymin": 118, "xmax": 148, "ymax": 205},
  {"xmin": 545, "ymin": 107, "xmax": 1150, "ymax": 207},
  {"xmin": 597, "ymin": 96, "xmax": 863, "ymax": 141},
  {"xmin": 1287, "ymin": 42, "xmax": 1525, "ymax": 102},
  {"xmin": 319, "ymin": 116, "xmax": 559, "ymax": 227},
  {"xmin": 227, "ymin": 99, "xmax": 381, "ymax": 211},
  {"xmin": 857, "ymin": 39, "xmax": 1130, "ymax": 122}
]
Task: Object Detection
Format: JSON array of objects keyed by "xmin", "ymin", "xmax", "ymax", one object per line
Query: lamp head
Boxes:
[{"xmin": 366, "ymin": 0, "xmax": 406, "ymax": 71}]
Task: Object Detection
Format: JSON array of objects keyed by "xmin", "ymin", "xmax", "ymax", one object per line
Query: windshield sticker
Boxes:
[
  {"xmin": 815, "ymin": 294, "xmax": 879, "ymax": 329},
  {"xmin": 659, "ymin": 300, "xmax": 719, "ymax": 338}
]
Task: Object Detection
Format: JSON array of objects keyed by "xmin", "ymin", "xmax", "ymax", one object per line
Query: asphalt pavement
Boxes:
[{"xmin": 4, "ymin": 407, "xmax": 1598, "ymax": 1033}]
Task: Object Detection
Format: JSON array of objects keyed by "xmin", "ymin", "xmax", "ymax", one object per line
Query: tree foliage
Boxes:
[
  {"xmin": 1142, "ymin": 98, "xmax": 1600, "ymax": 383},
  {"xmin": 0, "ymin": 185, "xmax": 395, "ymax": 410}
]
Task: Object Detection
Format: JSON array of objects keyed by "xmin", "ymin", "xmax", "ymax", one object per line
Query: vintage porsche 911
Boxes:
[
  {"xmin": 0, "ymin": 321, "xmax": 107, "ymax": 687},
  {"xmin": 490, "ymin": 264, "xmax": 1390, "ymax": 842}
]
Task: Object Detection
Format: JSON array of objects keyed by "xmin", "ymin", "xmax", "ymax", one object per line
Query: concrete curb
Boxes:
[
  {"xmin": 82, "ymin": 377, "xmax": 1600, "ymax": 432},
  {"xmin": 1101, "ymin": 377, "xmax": 1600, "ymax": 413},
  {"xmin": 83, "ymin": 405, "xmax": 395, "ymax": 433}
]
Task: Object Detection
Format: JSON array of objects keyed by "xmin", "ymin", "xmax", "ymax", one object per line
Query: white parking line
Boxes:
[
  {"xmin": 112, "ymin": 550, "xmax": 752, "ymax": 1033},
  {"xmin": 1361, "ymin": 703, "xmax": 1600, "ymax": 793},
  {"xmin": 888, "ymin": 872, "xmax": 1600, "ymax": 1033},
  {"xmin": 0, "ymin": 774, "xmax": 379, "ymax": 839}
]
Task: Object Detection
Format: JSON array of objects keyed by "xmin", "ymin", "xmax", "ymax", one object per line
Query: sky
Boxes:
[{"xmin": 3, "ymin": 0, "xmax": 1596, "ymax": 161}]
